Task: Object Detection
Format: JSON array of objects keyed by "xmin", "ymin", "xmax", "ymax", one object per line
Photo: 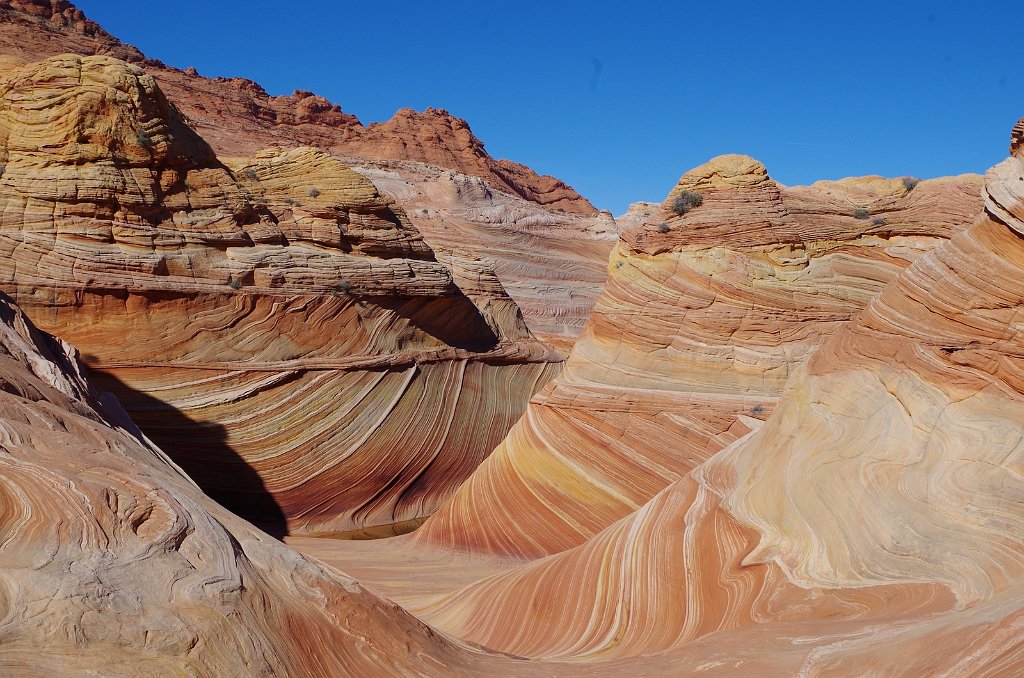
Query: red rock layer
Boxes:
[
  {"xmin": 0, "ymin": 54, "xmax": 560, "ymax": 537},
  {"xmin": 411, "ymin": 154, "xmax": 984, "ymax": 559},
  {"xmin": 0, "ymin": 0, "xmax": 597, "ymax": 215}
]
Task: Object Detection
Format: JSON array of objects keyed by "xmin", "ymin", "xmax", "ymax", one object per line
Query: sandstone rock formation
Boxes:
[
  {"xmin": 0, "ymin": 53, "xmax": 559, "ymax": 538},
  {"xmin": 305, "ymin": 124, "xmax": 1022, "ymax": 674},
  {"xmin": 410, "ymin": 153, "xmax": 984, "ymax": 559},
  {"xmin": 351, "ymin": 161, "xmax": 617, "ymax": 353},
  {"xmin": 0, "ymin": 1, "xmax": 618, "ymax": 351},
  {"xmin": 0, "ymin": 0, "xmax": 596, "ymax": 215},
  {"xmin": 0, "ymin": 290, "xmax": 527, "ymax": 676}
]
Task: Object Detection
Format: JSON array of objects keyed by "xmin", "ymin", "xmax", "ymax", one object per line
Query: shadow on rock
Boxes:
[{"xmin": 86, "ymin": 365, "xmax": 288, "ymax": 539}]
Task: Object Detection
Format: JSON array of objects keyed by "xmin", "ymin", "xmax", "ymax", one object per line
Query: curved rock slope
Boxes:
[
  {"xmin": 0, "ymin": 291, "xmax": 532, "ymax": 677},
  {"xmin": 392, "ymin": 123, "xmax": 1024, "ymax": 672},
  {"xmin": 0, "ymin": 0, "xmax": 596, "ymax": 215},
  {"xmin": 413, "ymin": 153, "xmax": 983, "ymax": 559},
  {"xmin": 0, "ymin": 54, "xmax": 560, "ymax": 537}
]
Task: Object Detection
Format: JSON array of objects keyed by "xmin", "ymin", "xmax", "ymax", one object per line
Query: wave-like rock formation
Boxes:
[
  {"xmin": 0, "ymin": 290, "xmax": 538, "ymax": 676},
  {"xmin": 0, "ymin": 53, "xmax": 560, "ymax": 537},
  {"xmin": 352, "ymin": 124, "xmax": 1024, "ymax": 672},
  {"xmin": 0, "ymin": 0, "xmax": 596, "ymax": 215},
  {"xmin": 411, "ymin": 154, "xmax": 983, "ymax": 559}
]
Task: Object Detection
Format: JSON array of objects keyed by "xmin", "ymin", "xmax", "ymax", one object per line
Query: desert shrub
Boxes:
[
  {"xmin": 335, "ymin": 279, "xmax": 352, "ymax": 295},
  {"xmin": 657, "ymin": 222, "xmax": 670, "ymax": 233},
  {"xmin": 243, "ymin": 168, "xmax": 258, "ymax": 181},
  {"xmin": 671, "ymin": 190, "xmax": 703, "ymax": 216},
  {"xmin": 137, "ymin": 129, "xmax": 153, "ymax": 147},
  {"xmin": 227, "ymin": 278, "xmax": 242, "ymax": 290},
  {"xmin": 871, "ymin": 215, "xmax": 887, "ymax": 227},
  {"xmin": 851, "ymin": 208, "xmax": 871, "ymax": 220},
  {"xmin": 308, "ymin": 187, "xmax": 321, "ymax": 198},
  {"xmin": 902, "ymin": 176, "xmax": 921, "ymax": 192}
]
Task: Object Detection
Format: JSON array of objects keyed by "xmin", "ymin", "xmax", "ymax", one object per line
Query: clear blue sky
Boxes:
[{"xmin": 76, "ymin": 0, "xmax": 1022, "ymax": 215}]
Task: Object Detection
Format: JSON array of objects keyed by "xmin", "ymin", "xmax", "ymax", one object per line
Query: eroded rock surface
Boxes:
[
  {"xmin": 315, "ymin": 123, "xmax": 1023, "ymax": 675},
  {"xmin": 412, "ymin": 153, "xmax": 984, "ymax": 559},
  {"xmin": 0, "ymin": 54, "xmax": 560, "ymax": 537},
  {"xmin": 0, "ymin": 291, "xmax": 523, "ymax": 677},
  {"xmin": 0, "ymin": 0, "xmax": 596, "ymax": 215}
]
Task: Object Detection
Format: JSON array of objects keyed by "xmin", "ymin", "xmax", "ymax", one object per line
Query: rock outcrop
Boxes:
[
  {"xmin": 0, "ymin": 54, "xmax": 560, "ymax": 537},
  {"xmin": 0, "ymin": 1, "xmax": 615, "ymax": 351},
  {"xmin": 351, "ymin": 161, "xmax": 617, "ymax": 353},
  {"xmin": 0, "ymin": 0, "xmax": 597, "ymax": 215}
]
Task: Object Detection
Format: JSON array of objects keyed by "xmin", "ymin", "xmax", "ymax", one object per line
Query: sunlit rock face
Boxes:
[
  {"xmin": 0, "ymin": 0, "xmax": 617, "ymax": 352},
  {"xmin": 0, "ymin": 1, "xmax": 597, "ymax": 215},
  {"xmin": 412, "ymin": 153, "xmax": 984, "ymax": 559},
  {"xmin": 0, "ymin": 54, "xmax": 560, "ymax": 537},
  {"xmin": 0, "ymin": 291, "xmax": 524, "ymax": 677},
  {"xmin": 373, "ymin": 126, "xmax": 1023, "ymax": 673},
  {"xmin": 0, "ymin": 3, "xmax": 611, "ymax": 356}
]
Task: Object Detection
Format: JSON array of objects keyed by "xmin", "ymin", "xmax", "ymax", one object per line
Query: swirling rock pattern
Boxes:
[
  {"xmin": 0, "ymin": 54, "xmax": 560, "ymax": 536},
  {"xmin": 412, "ymin": 154, "xmax": 984, "ymax": 559},
  {"xmin": 0, "ymin": 1, "xmax": 615, "ymax": 350},
  {"xmin": 0, "ymin": 291, "xmax": 530, "ymax": 677},
  {"xmin": 343, "ymin": 123, "xmax": 1024, "ymax": 672}
]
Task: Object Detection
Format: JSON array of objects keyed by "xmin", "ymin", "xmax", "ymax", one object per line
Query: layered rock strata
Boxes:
[
  {"xmin": 366, "ymin": 124, "xmax": 1024, "ymax": 672},
  {"xmin": 411, "ymin": 154, "xmax": 984, "ymax": 559},
  {"xmin": 0, "ymin": 0, "xmax": 617, "ymax": 350},
  {"xmin": 0, "ymin": 54, "xmax": 559, "ymax": 536},
  {"xmin": 0, "ymin": 291, "xmax": 523, "ymax": 676},
  {"xmin": 351, "ymin": 162, "xmax": 617, "ymax": 353}
]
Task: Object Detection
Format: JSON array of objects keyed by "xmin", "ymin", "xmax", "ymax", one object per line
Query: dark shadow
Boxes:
[
  {"xmin": 85, "ymin": 364, "xmax": 288, "ymax": 539},
  {"xmin": 372, "ymin": 295, "xmax": 499, "ymax": 351}
]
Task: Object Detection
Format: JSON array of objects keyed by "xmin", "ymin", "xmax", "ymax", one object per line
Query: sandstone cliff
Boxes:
[{"xmin": 304, "ymin": 123, "xmax": 1020, "ymax": 675}]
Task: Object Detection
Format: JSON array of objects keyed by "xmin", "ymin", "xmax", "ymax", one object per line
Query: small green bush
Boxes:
[
  {"xmin": 227, "ymin": 279, "xmax": 242, "ymax": 290},
  {"xmin": 243, "ymin": 168, "xmax": 258, "ymax": 181},
  {"xmin": 851, "ymin": 208, "xmax": 871, "ymax": 220},
  {"xmin": 308, "ymin": 187, "xmax": 321, "ymax": 198},
  {"xmin": 671, "ymin": 190, "xmax": 703, "ymax": 216},
  {"xmin": 871, "ymin": 215, "xmax": 887, "ymax": 227},
  {"xmin": 902, "ymin": 176, "xmax": 921, "ymax": 192},
  {"xmin": 657, "ymin": 222, "xmax": 670, "ymax": 233},
  {"xmin": 335, "ymin": 280, "xmax": 352, "ymax": 295},
  {"xmin": 137, "ymin": 129, "xmax": 154, "ymax": 147}
]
